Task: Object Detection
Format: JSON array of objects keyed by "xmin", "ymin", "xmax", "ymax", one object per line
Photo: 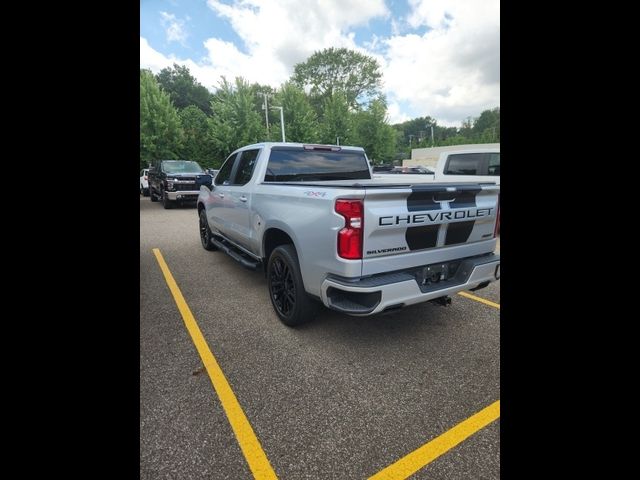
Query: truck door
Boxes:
[
  {"xmin": 225, "ymin": 148, "xmax": 260, "ymax": 252},
  {"xmin": 208, "ymin": 152, "xmax": 238, "ymax": 233}
]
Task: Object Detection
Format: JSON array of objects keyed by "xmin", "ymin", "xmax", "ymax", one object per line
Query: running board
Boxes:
[{"xmin": 210, "ymin": 237, "xmax": 262, "ymax": 271}]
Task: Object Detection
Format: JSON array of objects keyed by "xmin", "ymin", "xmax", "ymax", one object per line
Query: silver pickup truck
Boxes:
[{"xmin": 197, "ymin": 143, "xmax": 500, "ymax": 326}]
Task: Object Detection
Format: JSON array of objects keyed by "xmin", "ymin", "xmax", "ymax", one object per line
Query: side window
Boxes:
[
  {"xmin": 215, "ymin": 153, "xmax": 238, "ymax": 186},
  {"xmin": 487, "ymin": 153, "xmax": 500, "ymax": 175},
  {"xmin": 444, "ymin": 153, "xmax": 485, "ymax": 175},
  {"xmin": 234, "ymin": 149, "xmax": 260, "ymax": 185}
]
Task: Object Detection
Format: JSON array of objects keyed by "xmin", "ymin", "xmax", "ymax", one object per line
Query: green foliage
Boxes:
[
  {"xmin": 352, "ymin": 98, "xmax": 396, "ymax": 163},
  {"xmin": 140, "ymin": 56, "xmax": 499, "ymax": 172},
  {"xmin": 156, "ymin": 63, "xmax": 213, "ymax": 114},
  {"xmin": 392, "ymin": 116, "xmax": 436, "ymax": 151},
  {"xmin": 292, "ymin": 47, "xmax": 382, "ymax": 110},
  {"xmin": 439, "ymin": 135, "xmax": 473, "ymax": 146},
  {"xmin": 178, "ymin": 105, "xmax": 216, "ymax": 168},
  {"xmin": 390, "ymin": 108, "xmax": 500, "ymax": 158},
  {"xmin": 140, "ymin": 69, "xmax": 184, "ymax": 169},
  {"xmin": 318, "ymin": 93, "xmax": 353, "ymax": 145},
  {"xmin": 273, "ymin": 82, "xmax": 319, "ymax": 143},
  {"xmin": 473, "ymin": 107, "xmax": 500, "ymax": 142},
  {"xmin": 209, "ymin": 77, "xmax": 265, "ymax": 159},
  {"xmin": 250, "ymin": 82, "xmax": 278, "ymax": 136}
]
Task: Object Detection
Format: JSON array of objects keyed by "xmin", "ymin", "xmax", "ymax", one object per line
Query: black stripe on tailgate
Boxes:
[
  {"xmin": 445, "ymin": 221, "xmax": 475, "ymax": 245},
  {"xmin": 405, "ymin": 186, "xmax": 441, "ymax": 250},
  {"xmin": 406, "ymin": 224, "xmax": 439, "ymax": 250},
  {"xmin": 407, "ymin": 190, "xmax": 441, "ymax": 211},
  {"xmin": 445, "ymin": 188, "xmax": 480, "ymax": 245},
  {"xmin": 448, "ymin": 188, "xmax": 481, "ymax": 209}
]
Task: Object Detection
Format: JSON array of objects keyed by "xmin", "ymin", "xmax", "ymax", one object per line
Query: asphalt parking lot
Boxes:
[{"xmin": 140, "ymin": 196, "xmax": 500, "ymax": 479}]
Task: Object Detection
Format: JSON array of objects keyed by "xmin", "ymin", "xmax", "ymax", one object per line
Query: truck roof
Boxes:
[{"xmin": 236, "ymin": 142, "xmax": 365, "ymax": 152}]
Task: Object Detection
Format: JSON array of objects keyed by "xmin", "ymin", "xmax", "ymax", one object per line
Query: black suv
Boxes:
[{"xmin": 148, "ymin": 160, "xmax": 212, "ymax": 209}]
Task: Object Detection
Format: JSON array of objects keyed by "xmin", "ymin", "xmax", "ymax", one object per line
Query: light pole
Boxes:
[
  {"xmin": 430, "ymin": 125, "xmax": 434, "ymax": 146},
  {"xmin": 336, "ymin": 136, "xmax": 340, "ymax": 146},
  {"xmin": 270, "ymin": 106, "xmax": 285, "ymax": 142},
  {"xmin": 259, "ymin": 92, "xmax": 271, "ymax": 138}
]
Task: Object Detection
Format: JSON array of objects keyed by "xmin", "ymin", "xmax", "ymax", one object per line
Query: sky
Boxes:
[{"xmin": 140, "ymin": 0, "xmax": 499, "ymax": 127}]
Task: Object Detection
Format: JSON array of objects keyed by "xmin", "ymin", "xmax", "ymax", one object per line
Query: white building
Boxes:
[{"xmin": 404, "ymin": 143, "xmax": 500, "ymax": 169}]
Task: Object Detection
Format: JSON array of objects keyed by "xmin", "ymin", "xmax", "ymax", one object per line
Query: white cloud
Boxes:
[
  {"xmin": 387, "ymin": 101, "xmax": 410, "ymax": 124},
  {"xmin": 380, "ymin": 0, "xmax": 500, "ymax": 125},
  {"xmin": 142, "ymin": 0, "xmax": 388, "ymax": 90},
  {"xmin": 160, "ymin": 11, "xmax": 188, "ymax": 46},
  {"xmin": 140, "ymin": 37, "xmax": 174, "ymax": 72},
  {"xmin": 141, "ymin": 0, "xmax": 499, "ymax": 126},
  {"xmin": 206, "ymin": 0, "xmax": 388, "ymax": 67}
]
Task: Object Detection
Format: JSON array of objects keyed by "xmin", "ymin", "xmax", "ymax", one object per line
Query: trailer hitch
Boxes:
[{"xmin": 430, "ymin": 296, "xmax": 452, "ymax": 307}]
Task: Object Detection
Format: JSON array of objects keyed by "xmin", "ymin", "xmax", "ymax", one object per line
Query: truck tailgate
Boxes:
[{"xmin": 361, "ymin": 184, "xmax": 499, "ymax": 276}]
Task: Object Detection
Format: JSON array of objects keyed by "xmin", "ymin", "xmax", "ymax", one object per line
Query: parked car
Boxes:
[
  {"xmin": 390, "ymin": 166, "xmax": 434, "ymax": 174},
  {"xmin": 371, "ymin": 164, "xmax": 394, "ymax": 172},
  {"xmin": 148, "ymin": 160, "xmax": 212, "ymax": 209},
  {"xmin": 140, "ymin": 168, "xmax": 149, "ymax": 196}
]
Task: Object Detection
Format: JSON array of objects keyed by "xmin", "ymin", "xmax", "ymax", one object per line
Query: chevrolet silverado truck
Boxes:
[
  {"xmin": 197, "ymin": 143, "xmax": 500, "ymax": 326},
  {"xmin": 149, "ymin": 160, "xmax": 213, "ymax": 209}
]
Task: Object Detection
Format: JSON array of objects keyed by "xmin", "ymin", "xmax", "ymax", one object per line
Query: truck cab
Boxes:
[{"xmin": 434, "ymin": 148, "xmax": 500, "ymax": 184}]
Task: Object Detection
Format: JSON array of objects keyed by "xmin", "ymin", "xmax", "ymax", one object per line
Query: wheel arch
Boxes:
[{"xmin": 263, "ymin": 227, "xmax": 295, "ymax": 274}]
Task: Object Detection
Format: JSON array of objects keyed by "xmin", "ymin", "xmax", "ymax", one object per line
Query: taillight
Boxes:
[
  {"xmin": 494, "ymin": 200, "xmax": 500, "ymax": 238},
  {"xmin": 144, "ymin": 176, "xmax": 148, "ymax": 180},
  {"xmin": 335, "ymin": 199, "xmax": 363, "ymax": 259}
]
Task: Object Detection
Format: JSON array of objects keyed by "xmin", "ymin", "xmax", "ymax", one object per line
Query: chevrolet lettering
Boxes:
[{"xmin": 379, "ymin": 208, "xmax": 494, "ymax": 226}]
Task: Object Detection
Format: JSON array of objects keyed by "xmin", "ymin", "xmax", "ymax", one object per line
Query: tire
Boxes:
[
  {"xmin": 150, "ymin": 187, "xmax": 158, "ymax": 202},
  {"xmin": 199, "ymin": 209, "xmax": 218, "ymax": 251},
  {"xmin": 267, "ymin": 245, "xmax": 317, "ymax": 326},
  {"xmin": 140, "ymin": 185, "xmax": 144, "ymax": 196},
  {"xmin": 143, "ymin": 187, "xmax": 150, "ymax": 197},
  {"xmin": 161, "ymin": 188, "xmax": 173, "ymax": 209}
]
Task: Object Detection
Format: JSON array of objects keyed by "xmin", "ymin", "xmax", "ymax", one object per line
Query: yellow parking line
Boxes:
[
  {"xmin": 368, "ymin": 400, "xmax": 500, "ymax": 480},
  {"xmin": 152, "ymin": 248, "xmax": 278, "ymax": 480},
  {"xmin": 458, "ymin": 291, "xmax": 500, "ymax": 309}
]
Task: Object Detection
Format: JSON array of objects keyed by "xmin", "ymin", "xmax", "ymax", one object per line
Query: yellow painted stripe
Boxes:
[
  {"xmin": 368, "ymin": 400, "xmax": 500, "ymax": 480},
  {"xmin": 458, "ymin": 291, "xmax": 501, "ymax": 309},
  {"xmin": 152, "ymin": 248, "xmax": 278, "ymax": 480}
]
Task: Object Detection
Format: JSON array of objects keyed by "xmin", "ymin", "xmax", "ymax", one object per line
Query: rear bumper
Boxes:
[
  {"xmin": 320, "ymin": 253, "xmax": 500, "ymax": 315},
  {"xmin": 166, "ymin": 190, "xmax": 200, "ymax": 201}
]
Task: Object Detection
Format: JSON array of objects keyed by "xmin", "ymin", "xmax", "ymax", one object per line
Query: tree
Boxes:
[
  {"xmin": 292, "ymin": 47, "xmax": 382, "ymax": 110},
  {"xmin": 318, "ymin": 93, "xmax": 353, "ymax": 145},
  {"xmin": 392, "ymin": 116, "xmax": 436, "ymax": 149},
  {"xmin": 273, "ymin": 82, "xmax": 319, "ymax": 143},
  {"xmin": 473, "ymin": 107, "xmax": 500, "ymax": 142},
  {"xmin": 352, "ymin": 98, "xmax": 396, "ymax": 163},
  {"xmin": 140, "ymin": 69, "xmax": 184, "ymax": 169},
  {"xmin": 179, "ymin": 105, "xmax": 216, "ymax": 168},
  {"xmin": 209, "ymin": 77, "xmax": 265, "ymax": 159},
  {"xmin": 156, "ymin": 63, "xmax": 213, "ymax": 114}
]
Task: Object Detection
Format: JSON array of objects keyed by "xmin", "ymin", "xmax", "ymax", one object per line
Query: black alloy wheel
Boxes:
[
  {"xmin": 199, "ymin": 210, "xmax": 217, "ymax": 251},
  {"xmin": 267, "ymin": 245, "xmax": 316, "ymax": 326}
]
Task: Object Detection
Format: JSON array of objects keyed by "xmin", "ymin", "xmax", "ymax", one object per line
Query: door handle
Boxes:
[
  {"xmin": 239, "ymin": 195, "xmax": 248, "ymax": 202},
  {"xmin": 218, "ymin": 193, "xmax": 225, "ymax": 198}
]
